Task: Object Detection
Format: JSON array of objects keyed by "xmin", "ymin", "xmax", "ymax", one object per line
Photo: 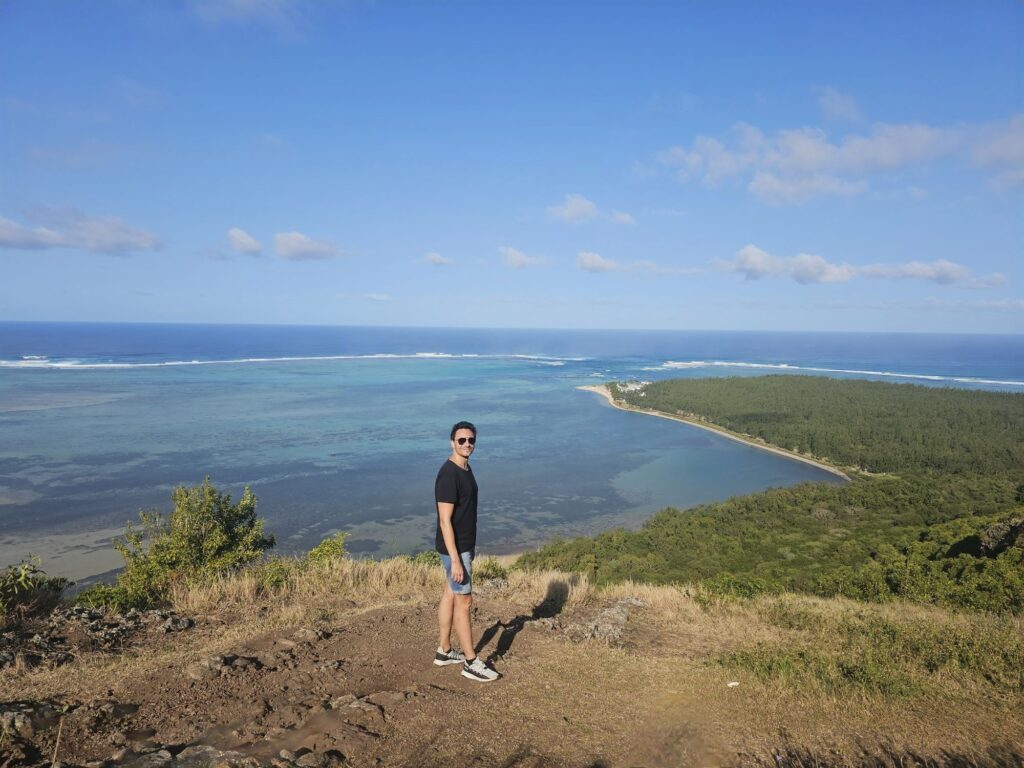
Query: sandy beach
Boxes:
[{"xmin": 578, "ymin": 383, "xmax": 852, "ymax": 482}]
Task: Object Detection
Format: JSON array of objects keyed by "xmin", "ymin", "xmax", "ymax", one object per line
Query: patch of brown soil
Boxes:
[{"xmin": 2, "ymin": 576, "xmax": 1022, "ymax": 768}]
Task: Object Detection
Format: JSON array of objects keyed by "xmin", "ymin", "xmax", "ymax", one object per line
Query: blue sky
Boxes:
[{"xmin": 1, "ymin": 1, "xmax": 1021, "ymax": 332}]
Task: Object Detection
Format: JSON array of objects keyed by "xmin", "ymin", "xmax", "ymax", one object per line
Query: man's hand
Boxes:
[{"xmin": 450, "ymin": 559, "xmax": 465, "ymax": 583}]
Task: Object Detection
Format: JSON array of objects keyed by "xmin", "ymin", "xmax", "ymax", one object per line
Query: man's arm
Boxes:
[{"xmin": 437, "ymin": 501, "xmax": 465, "ymax": 583}]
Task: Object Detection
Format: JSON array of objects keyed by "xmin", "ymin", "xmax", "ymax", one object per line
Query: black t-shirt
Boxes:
[{"xmin": 434, "ymin": 458, "xmax": 478, "ymax": 555}]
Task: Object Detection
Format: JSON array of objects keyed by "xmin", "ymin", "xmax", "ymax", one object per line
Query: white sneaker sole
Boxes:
[
  {"xmin": 433, "ymin": 658, "xmax": 463, "ymax": 666},
  {"xmin": 461, "ymin": 667, "xmax": 499, "ymax": 682}
]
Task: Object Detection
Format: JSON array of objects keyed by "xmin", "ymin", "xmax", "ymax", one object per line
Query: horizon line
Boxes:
[{"xmin": 0, "ymin": 319, "xmax": 1022, "ymax": 338}]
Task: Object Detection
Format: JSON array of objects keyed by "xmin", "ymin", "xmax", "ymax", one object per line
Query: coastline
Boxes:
[{"xmin": 578, "ymin": 383, "xmax": 852, "ymax": 482}]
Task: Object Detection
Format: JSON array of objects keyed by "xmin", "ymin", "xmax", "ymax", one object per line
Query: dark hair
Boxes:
[{"xmin": 450, "ymin": 421, "xmax": 477, "ymax": 440}]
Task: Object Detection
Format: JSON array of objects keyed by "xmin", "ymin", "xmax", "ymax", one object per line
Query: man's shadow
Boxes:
[{"xmin": 476, "ymin": 576, "xmax": 577, "ymax": 664}]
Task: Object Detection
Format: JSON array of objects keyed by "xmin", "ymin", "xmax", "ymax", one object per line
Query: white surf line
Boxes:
[
  {"xmin": 578, "ymin": 383, "xmax": 852, "ymax": 482},
  {"xmin": 642, "ymin": 360, "xmax": 1024, "ymax": 388},
  {"xmin": 0, "ymin": 352, "xmax": 591, "ymax": 370}
]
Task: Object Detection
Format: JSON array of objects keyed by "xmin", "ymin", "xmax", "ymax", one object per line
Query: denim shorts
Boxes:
[{"xmin": 440, "ymin": 550, "xmax": 475, "ymax": 595}]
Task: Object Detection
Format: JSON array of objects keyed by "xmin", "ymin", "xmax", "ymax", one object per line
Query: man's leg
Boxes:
[
  {"xmin": 453, "ymin": 593, "xmax": 475, "ymax": 659},
  {"xmin": 437, "ymin": 582, "xmax": 455, "ymax": 651}
]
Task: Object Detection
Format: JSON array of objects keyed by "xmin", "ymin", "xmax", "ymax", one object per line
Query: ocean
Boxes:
[{"xmin": 1, "ymin": 322, "xmax": 1022, "ymax": 582}]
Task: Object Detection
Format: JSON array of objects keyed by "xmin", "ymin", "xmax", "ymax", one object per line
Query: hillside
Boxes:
[
  {"xmin": 522, "ymin": 377, "xmax": 1024, "ymax": 612},
  {"xmin": 2, "ymin": 558, "xmax": 1022, "ymax": 768}
]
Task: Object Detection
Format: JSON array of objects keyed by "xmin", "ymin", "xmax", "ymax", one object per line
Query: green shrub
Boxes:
[
  {"xmin": 411, "ymin": 550, "xmax": 442, "ymax": 567},
  {"xmin": 474, "ymin": 556, "xmax": 509, "ymax": 581},
  {"xmin": 700, "ymin": 573, "xmax": 775, "ymax": 599},
  {"xmin": 75, "ymin": 584, "xmax": 126, "ymax": 611},
  {"xmin": 256, "ymin": 556, "xmax": 299, "ymax": 593},
  {"xmin": 816, "ymin": 512, "xmax": 1024, "ymax": 613},
  {"xmin": 306, "ymin": 532, "xmax": 348, "ymax": 565},
  {"xmin": 0, "ymin": 557, "xmax": 69, "ymax": 623},
  {"xmin": 79, "ymin": 478, "xmax": 275, "ymax": 610}
]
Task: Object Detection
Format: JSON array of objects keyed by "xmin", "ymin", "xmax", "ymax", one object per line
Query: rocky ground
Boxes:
[
  {"xmin": 1, "ymin": 576, "xmax": 664, "ymax": 768},
  {"xmin": 2, "ymin": 570, "xmax": 1022, "ymax": 768},
  {"xmin": 1, "ymin": 605, "xmax": 194, "ymax": 672}
]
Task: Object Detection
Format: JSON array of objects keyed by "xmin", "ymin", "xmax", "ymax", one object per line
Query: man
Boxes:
[{"xmin": 433, "ymin": 420, "xmax": 500, "ymax": 682}]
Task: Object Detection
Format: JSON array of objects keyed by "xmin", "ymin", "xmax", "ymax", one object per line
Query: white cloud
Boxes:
[
  {"xmin": 718, "ymin": 245, "xmax": 825, "ymax": 284},
  {"xmin": 500, "ymin": 246, "xmax": 543, "ymax": 269},
  {"xmin": 972, "ymin": 114, "xmax": 1024, "ymax": 188},
  {"xmin": 547, "ymin": 193, "xmax": 600, "ymax": 222},
  {"xmin": 576, "ymin": 251, "xmax": 619, "ymax": 272},
  {"xmin": 817, "ymin": 87, "xmax": 862, "ymax": 123},
  {"xmin": 227, "ymin": 227, "xmax": 261, "ymax": 255},
  {"xmin": 748, "ymin": 172, "xmax": 867, "ymax": 204},
  {"xmin": 858, "ymin": 259, "xmax": 968, "ymax": 284},
  {"xmin": 657, "ymin": 119, "xmax": 962, "ymax": 204},
  {"xmin": 963, "ymin": 273, "xmax": 1009, "ymax": 289},
  {"xmin": 0, "ymin": 217, "xmax": 64, "ymax": 250},
  {"xmin": 547, "ymin": 194, "xmax": 636, "ymax": 224},
  {"xmin": 576, "ymin": 250, "xmax": 699, "ymax": 276},
  {"xmin": 788, "ymin": 253, "xmax": 856, "ymax": 284},
  {"xmin": 425, "ymin": 251, "xmax": 452, "ymax": 266},
  {"xmin": 274, "ymin": 231, "xmax": 340, "ymax": 260},
  {"xmin": 0, "ymin": 208, "xmax": 159, "ymax": 255},
  {"xmin": 364, "ymin": 293, "xmax": 390, "ymax": 302},
  {"xmin": 718, "ymin": 244, "xmax": 1003, "ymax": 287}
]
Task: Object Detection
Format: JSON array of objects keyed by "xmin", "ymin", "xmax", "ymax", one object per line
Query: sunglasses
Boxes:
[{"xmin": 455, "ymin": 436, "xmax": 476, "ymax": 445}]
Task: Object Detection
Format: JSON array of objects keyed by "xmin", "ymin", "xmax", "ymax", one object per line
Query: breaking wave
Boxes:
[
  {"xmin": 0, "ymin": 352, "xmax": 589, "ymax": 370},
  {"xmin": 640, "ymin": 360, "xmax": 1024, "ymax": 388}
]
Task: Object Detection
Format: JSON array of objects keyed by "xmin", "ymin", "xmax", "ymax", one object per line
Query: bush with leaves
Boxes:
[
  {"xmin": 474, "ymin": 556, "xmax": 509, "ymax": 581},
  {"xmin": 816, "ymin": 512, "xmax": 1024, "ymax": 612},
  {"xmin": 411, "ymin": 550, "xmax": 442, "ymax": 567},
  {"xmin": 78, "ymin": 478, "xmax": 275, "ymax": 610},
  {"xmin": 306, "ymin": 532, "xmax": 348, "ymax": 566},
  {"xmin": 0, "ymin": 556, "xmax": 69, "ymax": 624}
]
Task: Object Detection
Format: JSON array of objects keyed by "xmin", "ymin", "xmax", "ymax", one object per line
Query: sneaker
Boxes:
[
  {"xmin": 433, "ymin": 646, "xmax": 466, "ymax": 666},
  {"xmin": 461, "ymin": 657, "xmax": 500, "ymax": 682}
]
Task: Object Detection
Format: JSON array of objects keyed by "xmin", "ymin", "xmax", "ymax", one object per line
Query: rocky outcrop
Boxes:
[
  {"xmin": 981, "ymin": 515, "xmax": 1024, "ymax": 557},
  {"xmin": 0, "ymin": 607, "xmax": 194, "ymax": 671},
  {"xmin": 528, "ymin": 596, "xmax": 644, "ymax": 646}
]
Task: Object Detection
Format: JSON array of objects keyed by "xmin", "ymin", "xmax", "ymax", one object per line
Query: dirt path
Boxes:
[{"xmin": 6, "ymin": 583, "xmax": 714, "ymax": 768}]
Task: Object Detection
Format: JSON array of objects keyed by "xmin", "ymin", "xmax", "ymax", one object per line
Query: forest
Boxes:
[{"xmin": 517, "ymin": 376, "xmax": 1024, "ymax": 612}]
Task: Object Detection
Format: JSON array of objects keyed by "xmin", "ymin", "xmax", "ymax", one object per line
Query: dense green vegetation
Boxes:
[
  {"xmin": 78, "ymin": 477, "xmax": 276, "ymax": 610},
  {"xmin": 519, "ymin": 376, "xmax": 1024, "ymax": 612},
  {"xmin": 614, "ymin": 375, "xmax": 1024, "ymax": 475},
  {"xmin": 75, "ymin": 481, "xmax": 358, "ymax": 610}
]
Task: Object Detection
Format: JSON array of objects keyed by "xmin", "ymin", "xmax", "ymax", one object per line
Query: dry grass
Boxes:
[
  {"xmin": 1, "ymin": 557, "xmax": 598, "ymax": 702},
  {"xmin": 170, "ymin": 558, "xmax": 1022, "ymax": 703},
  {"xmin": 171, "ymin": 555, "xmax": 595, "ymax": 617},
  {"xmin": 3, "ymin": 556, "xmax": 1021, "ymax": 765}
]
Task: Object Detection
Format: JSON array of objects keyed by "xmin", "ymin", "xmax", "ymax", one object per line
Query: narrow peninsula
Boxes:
[{"xmin": 578, "ymin": 382, "xmax": 852, "ymax": 481}]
